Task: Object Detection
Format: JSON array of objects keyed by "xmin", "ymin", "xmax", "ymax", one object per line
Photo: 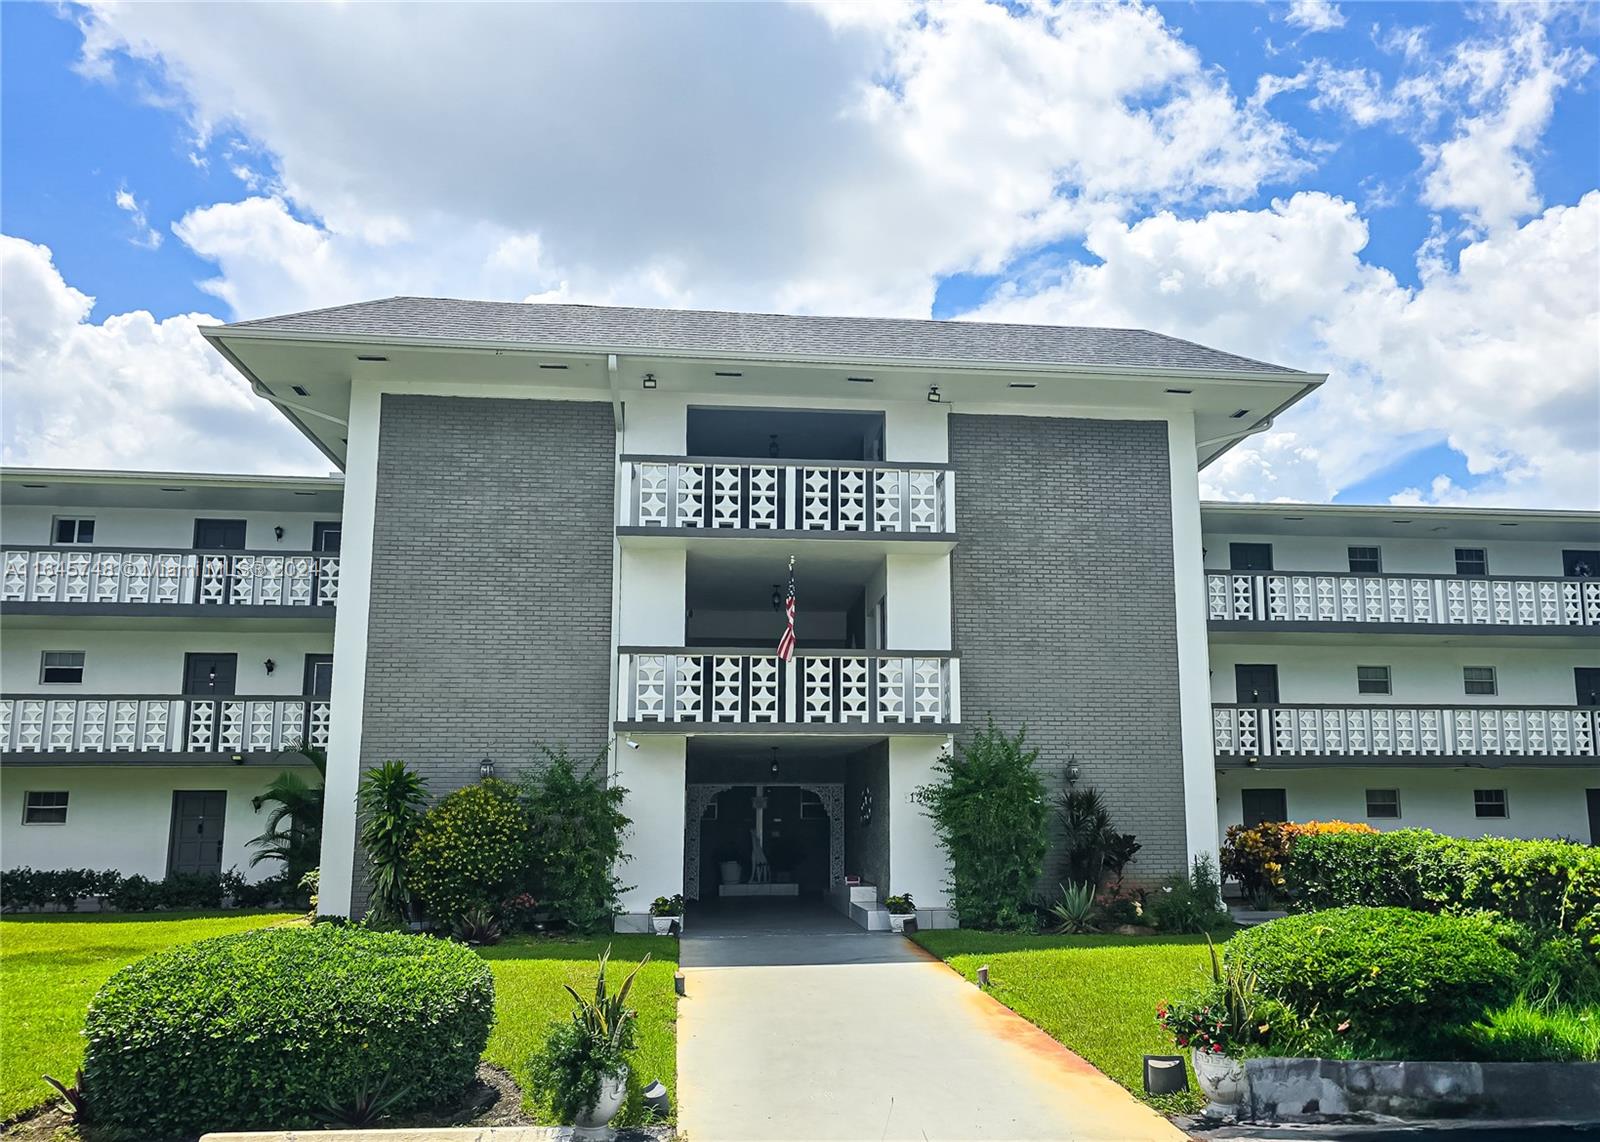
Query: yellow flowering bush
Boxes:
[{"xmin": 407, "ymin": 777, "xmax": 532, "ymax": 925}]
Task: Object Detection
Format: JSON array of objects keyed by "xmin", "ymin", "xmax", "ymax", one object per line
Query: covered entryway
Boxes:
[{"xmin": 684, "ymin": 736, "xmax": 889, "ymax": 927}]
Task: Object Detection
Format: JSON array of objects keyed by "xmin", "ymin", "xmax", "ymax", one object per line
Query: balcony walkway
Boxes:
[{"xmin": 677, "ymin": 917, "xmax": 1181, "ymax": 1142}]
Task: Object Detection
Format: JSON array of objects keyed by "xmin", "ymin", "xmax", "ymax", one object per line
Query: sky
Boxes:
[{"xmin": 1, "ymin": 0, "xmax": 1596, "ymax": 508}]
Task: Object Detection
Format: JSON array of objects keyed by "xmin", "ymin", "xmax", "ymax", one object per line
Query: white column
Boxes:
[
  {"xmin": 884, "ymin": 551, "xmax": 951, "ymax": 649},
  {"xmin": 1166, "ymin": 412, "xmax": 1220, "ymax": 869},
  {"xmin": 318, "ymin": 379, "xmax": 383, "ymax": 917},
  {"xmin": 614, "ymin": 735, "xmax": 687, "ymax": 931},
  {"xmin": 887, "ymin": 735, "xmax": 951, "ymax": 918}
]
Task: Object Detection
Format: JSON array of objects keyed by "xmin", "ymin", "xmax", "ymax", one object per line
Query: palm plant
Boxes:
[
  {"xmin": 249, "ymin": 744, "xmax": 326, "ymax": 884},
  {"xmin": 1056, "ymin": 780, "xmax": 1114, "ymax": 887},
  {"xmin": 358, "ymin": 760, "xmax": 428, "ymax": 926}
]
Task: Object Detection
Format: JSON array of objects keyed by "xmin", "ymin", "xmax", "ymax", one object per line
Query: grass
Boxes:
[
  {"xmin": 0, "ymin": 910, "xmax": 299, "ymax": 1122},
  {"xmin": 0, "ymin": 913, "xmax": 676, "ymax": 1130},
  {"xmin": 479, "ymin": 933, "xmax": 678, "ymax": 1126},
  {"xmin": 913, "ymin": 929, "xmax": 1217, "ymax": 1114}
]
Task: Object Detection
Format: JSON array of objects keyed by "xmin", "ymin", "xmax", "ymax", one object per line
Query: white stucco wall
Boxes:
[
  {"xmin": 1, "ymin": 764, "xmax": 318, "ymax": 879},
  {"xmin": 884, "ymin": 552, "xmax": 951, "ymax": 650},
  {"xmin": 887, "ymin": 735, "xmax": 950, "ymax": 907},
  {"xmin": 614, "ymin": 735, "xmax": 687, "ymax": 917},
  {"xmin": 1200, "ymin": 532, "xmax": 1579, "ymax": 578},
  {"xmin": 1, "ymin": 628, "xmax": 334, "ymax": 696},
  {"xmin": 1208, "ymin": 642, "xmax": 1597, "ymax": 705},
  {"xmin": 2, "ymin": 506, "xmax": 339, "ymax": 550},
  {"xmin": 1217, "ymin": 767, "xmax": 1597, "ymax": 842},
  {"xmin": 617, "ymin": 547, "xmax": 687, "ymax": 645}
]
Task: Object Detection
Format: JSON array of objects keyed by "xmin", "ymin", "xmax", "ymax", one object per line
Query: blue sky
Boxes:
[{"xmin": 2, "ymin": 1, "xmax": 1595, "ymax": 506}]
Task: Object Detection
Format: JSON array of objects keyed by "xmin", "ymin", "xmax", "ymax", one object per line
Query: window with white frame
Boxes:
[
  {"xmin": 1365, "ymin": 788, "xmax": 1401, "ymax": 819},
  {"xmin": 1357, "ymin": 665, "xmax": 1392, "ymax": 695},
  {"xmin": 39, "ymin": 652, "xmax": 85, "ymax": 684},
  {"xmin": 1473, "ymin": 789, "xmax": 1508, "ymax": 818},
  {"xmin": 1347, "ymin": 546, "xmax": 1382, "ymax": 574},
  {"xmin": 52, "ymin": 517, "xmax": 95, "ymax": 545},
  {"xmin": 22, "ymin": 791, "xmax": 69, "ymax": 824},
  {"xmin": 1463, "ymin": 666, "xmax": 1498, "ymax": 696}
]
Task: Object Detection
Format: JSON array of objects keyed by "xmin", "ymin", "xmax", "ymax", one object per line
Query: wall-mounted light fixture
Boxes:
[
  {"xmin": 768, "ymin": 434, "xmax": 780, "ymax": 458},
  {"xmin": 927, "ymin": 385, "xmax": 941, "ymax": 404},
  {"xmin": 771, "ymin": 584, "xmax": 782, "ymax": 611},
  {"xmin": 770, "ymin": 747, "xmax": 780, "ymax": 776},
  {"xmin": 642, "ymin": 373, "xmax": 658, "ymax": 389},
  {"xmin": 231, "ymin": 753, "xmax": 246, "ymax": 766},
  {"xmin": 273, "ymin": 525, "xmax": 285, "ymax": 541},
  {"xmin": 479, "ymin": 757, "xmax": 496, "ymax": 780},
  {"xmin": 263, "ymin": 659, "xmax": 276, "ymax": 675}
]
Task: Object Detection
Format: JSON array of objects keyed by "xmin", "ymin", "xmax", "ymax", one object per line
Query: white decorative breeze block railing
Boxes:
[
  {"xmin": 1207, "ymin": 572, "xmax": 1600, "ymax": 627},
  {"xmin": 0, "ymin": 696, "xmax": 331, "ymax": 755},
  {"xmin": 622, "ymin": 457, "xmax": 952, "ymax": 533},
  {"xmin": 618, "ymin": 649, "xmax": 959, "ymax": 725},
  {"xmin": 2, "ymin": 548, "xmax": 339, "ymax": 607},
  {"xmin": 1213, "ymin": 704, "xmax": 1598, "ymax": 760}
]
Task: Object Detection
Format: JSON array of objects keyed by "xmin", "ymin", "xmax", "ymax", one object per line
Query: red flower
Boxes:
[{"xmin": 1212, "ymin": 1043, "xmax": 1223, "ymax": 1053}]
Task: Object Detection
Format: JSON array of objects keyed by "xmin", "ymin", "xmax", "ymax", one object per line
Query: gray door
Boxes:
[{"xmin": 168, "ymin": 791, "xmax": 226, "ymax": 876}]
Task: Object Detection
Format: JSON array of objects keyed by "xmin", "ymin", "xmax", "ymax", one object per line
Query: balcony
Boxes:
[
  {"xmin": 2, "ymin": 548, "xmax": 339, "ymax": 610},
  {"xmin": 1207, "ymin": 571, "xmax": 1600, "ymax": 630},
  {"xmin": 620, "ymin": 458, "xmax": 953, "ymax": 536},
  {"xmin": 617, "ymin": 648, "xmax": 959, "ymax": 729},
  {"xmin": 1213, "ymin": 703, "xmax": 1598, "ymax": 766},
  {"xmin": 0, "ymin": 694, "xmax": 330, "ymax": 759}
]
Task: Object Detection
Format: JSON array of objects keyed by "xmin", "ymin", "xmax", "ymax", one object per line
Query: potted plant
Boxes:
[
  {"xmin": 531, "ymin": 946, "xmax": 650, "ymax": 1129},
  {"xmin": 649, "ymin": 893, "xmax": 683, "ymax": 935},
  {"xmin": 1157, "ymin": 939, "xmax": 1254, "ymax": 1116},
  {"xmin": 884, "ymin": 893, "xmax": 917, "ymax": 933}
]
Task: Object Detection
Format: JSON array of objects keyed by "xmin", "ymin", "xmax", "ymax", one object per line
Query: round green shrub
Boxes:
[
  {"xmin": 81, "ymin": 925, "xmax": 494, "ymax": 1138},
  {"xmin": 1226, "ymin": 906, "xmax": 1520, "ymax": 1054},
  {"xmin": 408, "ymin": 778, "xmax": 532, "ymax": 924}
]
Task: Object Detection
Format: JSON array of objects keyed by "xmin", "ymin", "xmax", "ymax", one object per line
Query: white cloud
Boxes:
[
  {"xmin": 1286, "ymin": 0, "xmax": 1345, "ymax": 35},
  {"xmin": 113, "ymin": 183, "xmax": 161, "ymax": 248},
  {"xmin": 0, "ymin": 235, "xmax": 324, "ymax": 474},
  {"xmin": 970, "ymin": 191, "xmax": 1600, "ymax": 509},
  {"xmin": 71, "ymin": 0, "xmax": 1306, "ymax": 320}
]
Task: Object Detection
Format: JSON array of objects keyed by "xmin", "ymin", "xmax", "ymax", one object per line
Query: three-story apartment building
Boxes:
[{"xmin": 3, "ymin": 300, "xmax": 1594, "ymax": 926}]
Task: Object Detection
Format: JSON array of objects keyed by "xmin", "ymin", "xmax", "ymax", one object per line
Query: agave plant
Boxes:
[
  {"xmin": 320, "ymin": 1072, "xmax": 410, "ymax": 1127},
  {"xmin": 1048, "ymin": 880, "xmax": 1097, "ymax": 934},
  {"xmin": 42, "ymin": 1069, "xmax": 89, "ymax": 1124},
  {"xmin": 451, "ymin": 904, "xmax": 504, "ymax": 946}
]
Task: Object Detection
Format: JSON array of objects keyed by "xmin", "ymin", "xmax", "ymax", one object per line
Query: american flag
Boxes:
[{"xmin": 776, "ymin": 557, "xmax": 796, "ymax": 662}]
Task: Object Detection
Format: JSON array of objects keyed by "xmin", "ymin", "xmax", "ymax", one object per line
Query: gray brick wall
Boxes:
[
  {"xmin": 352, "ymin": 395, "xmax": 615, "ymax": 907},
  {"xmin": 949, "ymin": 414, "xmax": 1187, "ymax": 884}
]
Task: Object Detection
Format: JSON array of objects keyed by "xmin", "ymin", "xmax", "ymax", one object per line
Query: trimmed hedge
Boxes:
[
  {"xmin": 1219, "ymin": 820, "xmax": 1377, "ymax": 897},
  {"xmin": 1226, "ymin": 906, "xmax": 1521, "ymax": 1054},
  {"xmin": 0, "ymin": 866, "xmax": 305, "ymax": 912},
  {"xmin": 1287, "ymin": 829, "xmax": 1600, "ymax": 953},
  {"xmin": 82, "ymin": 925, "xmax": 494, "ymax": 1138}
]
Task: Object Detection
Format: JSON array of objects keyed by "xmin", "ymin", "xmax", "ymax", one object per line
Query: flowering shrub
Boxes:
[
  {"xmin": 407, "ymin": 778, "xmax": 532, "ymax": 924},
  {"xmin": 1220, "ymin": 819, "xmax": 1377, "ymax": 899},
  {"xmin": 1157, "ymin": 988, "xmax": 1233, "ymax": 1054}
]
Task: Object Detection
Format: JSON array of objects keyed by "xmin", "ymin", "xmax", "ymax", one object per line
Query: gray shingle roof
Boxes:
[{"xmin": 218, "ymin": 297, "xmax": 1309, "ymax": 375}]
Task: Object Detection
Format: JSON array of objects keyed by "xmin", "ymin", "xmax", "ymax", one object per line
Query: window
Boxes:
[
  {"xmin": 1357, "ymin": 665, "xmax": 1392, "ymax": 695},
  {"xmin": 23, "ymin": 791, "xmax": 69, "ymax": 825},
  {"xmin": 1241, "ymin": 788, "xmax": 1288, "ymax": 828},
  {"xmin": 1365, "ymin": 788, "xmax": 1401, "ymax": 819},
  {"xmin": 1463, "ymin": 666, "xmax": 1498, "ymax": 696},
  {"xmin": 1455, "ymin": 547, "xmax": 1488, "ymax": 576},
  {"xmin": 1474, "ymin": 789, "xmax": 1508, "ymax": 819},
  {"xmin": 312, "ymin": 521, "xmax": 342, "ymax": 553},
  {"xmin": 39, "ymin": 651, "xmax": 84, "ymax": 684},
  {"xmin": 1229, "ymin": 542, "xmax": 1274, "ymax": 571},
  {"xmin": 52, "ymin": 517, "xmax": 95, "ymax": 545},
  {"xmin": 1347, "ymin": 546, "xmax": 1382, "ymax": 574},
  {"xmin": 1563, "ymin": 549, "xmax": 1599, "ymax": 577}
]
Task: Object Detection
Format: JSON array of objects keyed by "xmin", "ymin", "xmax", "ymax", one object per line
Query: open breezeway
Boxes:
[{"xmin": 676, "ymin": 900, "xmax": 1183, "ymax": 1141}]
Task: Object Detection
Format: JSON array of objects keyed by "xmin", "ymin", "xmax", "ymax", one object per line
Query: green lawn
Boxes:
[
  {"xmin": 480, "ymin": 934, "xmax": 678, "ymax": 1125},
  {"xmin": 0, "ymin": 910, "xmax": 300, "ymax": 1122},
  {"xmin": 0, "ymin": 914, "xmax": 677, "ymax": 1129},
  {"xmin": 912, "ymin": 929, "xmax": 1217, "ymax": 1113}
]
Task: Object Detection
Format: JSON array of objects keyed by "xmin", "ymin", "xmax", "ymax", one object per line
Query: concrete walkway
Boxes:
[{"xmin": 677, "ymin": 900, "xmax": 1184, "ymax": 1141}]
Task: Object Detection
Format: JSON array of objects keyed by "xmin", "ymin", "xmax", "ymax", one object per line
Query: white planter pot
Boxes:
[
  {"xmin": 573, "ymin": 1066, "xmax": 628, "ymax": 1131},
  {"xmin": 719, "ymin": 860, "xmax": 742, "ymax": 885},
  {"xmin": 651, "ymin": 915, "xmax": 680, "ymax": 935},
  {"xmin": 1191, "ymin": 1047, "xmax": 1248, "ymax": 1116},
  {"xmin": 888, "ymin": 912, "xmax": 915, "ymax": 933}
]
